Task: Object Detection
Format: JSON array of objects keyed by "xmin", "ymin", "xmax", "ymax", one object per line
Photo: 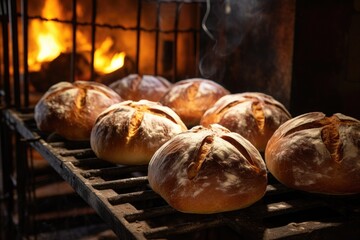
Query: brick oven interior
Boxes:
[{"xmin": 0, "ymin": 0, "xmax": 360, "ymax": 239}]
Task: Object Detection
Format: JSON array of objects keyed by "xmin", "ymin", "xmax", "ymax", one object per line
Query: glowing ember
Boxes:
[{"xmin": 104, "ymin": 52, "xmax": 126, "ymax": 73}]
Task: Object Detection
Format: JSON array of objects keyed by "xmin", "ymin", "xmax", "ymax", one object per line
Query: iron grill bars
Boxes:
[
  {"xmin": 4, "ymin": 0, "xmax": 205, "ymax": 110},
  {"xmin": 3, "ymin": 109, "xmax": 360, "ymax": 239}
]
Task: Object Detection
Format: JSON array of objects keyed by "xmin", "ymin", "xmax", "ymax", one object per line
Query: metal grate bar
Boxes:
[
  {"xmin": 125, "ymin": 205, "xmax": 176, "ymax": 222},
  {"xmin": 264, "ymin": 221, "xmax": 344, "ymax": 240},
  {"xmin": 58, "ymin": 148, "xmax": 96, "ymax": 158},
  {"xmin": 4, "ymin": 109, "xmax": 360, "ymax": 240},
  {"xmin": 265, "ymin": 183, "xmax": 294, "ymax": 195},
  {"xmin": 108, "ymin": 190, "xmax": 159, "ymax": 205},
  {"xmin": 92, "ymin": 176, "xmax": 148, "ymax": 190},
  {"xmin": 143, "ymin": 217, "xmax": 225, "ymax": 239},
  {"xmin": 82, "ymin": 165, "xmax": 148, "ymax": 178}
]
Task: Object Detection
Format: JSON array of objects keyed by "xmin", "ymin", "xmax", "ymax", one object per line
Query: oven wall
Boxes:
[
  {"xmin": 199, "ymin": 0, "xmax": 296, "ymax": 108},
  {"xmin": 291, "ymin": 0, "xmax": 360, "ymax": 119}
]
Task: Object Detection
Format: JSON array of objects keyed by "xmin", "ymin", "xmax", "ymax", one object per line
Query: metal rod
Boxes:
[
  {"xmin": 90, "ymin": 0, "xmax": 97, "ymax": 81},
  {"xmin": 0, "ymin": 118, "xmax": 15, "ymax": 236},
  {"xmin": 81, "ymin": 165, "xmax": 148, "ymax": 178},
  {"xmin": 135, "ymin": 0, "xmax": 142, "ymax": 73},
  {"xmin": 16, "ymin": 15, "xmax": 199, "ymax": 33},
  {"xmin": 154, "ymin": 1, "xmax": 161, "ymax": 75},
  {"xmin": 1, "ymin": 0, "xmax": 11, "ymax": 106},
  {"xmin": 173, "ymin": 2, "xmax": 182, "ymax": 81},
  {"xmin": 92, "ymin": 176, "xmax": 148, "ymax": 190},
  {"xmin": 195, "ymin": 2, "xmax": 201, "ymax": 77},
  {"xmin": 108, "ymin": 190, "xmax": 159, "ymax": 205},
  {"xmin": 144, "ymin": 217, "xmax": 224, "ymax": 239},
  {"xmin": 8, "ymin": 0, "xmax": 21, "ymax": 109},
  {"xmin": 21, "ymin": 0, "xmax": 29, "ymax": 108},
  {"xmin": 59, "ymin": 148, "xmax": 95, "ymax": 158},
  {"xmin": 70, "ymin": 0, "xmax": 77, "ymax": 82},
  {"xmin": 125, "ymin": 205, "xmax": 176, "ymax": 222},
  {"xmin": 15, "ymin": 133, "xmax": 29, "ymax": 236}
]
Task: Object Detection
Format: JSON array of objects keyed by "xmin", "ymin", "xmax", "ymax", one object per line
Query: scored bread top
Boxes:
[
  {"xmin": 201, "ymin": 92, "xmax": 291, "ymax": 151},
  {"xmin": 160, "ymin": 78, "xmax": 230, "ymax": 127},
  {"xmin": 90, "ymin": 100, "xmax": 187, "ymax": 165},
  {"xmin": 34, "ymin": 81, "xmax": 122, "ymax": 140},
  {"xmin": 148, "ymin": 124, "xmax": 268, "ymax": 213},
  {"xmin": 109, "ymin": 74, "xmax": 172, "ymax": 101},
  {"xmin": 265, "ymin": 112, "xmax": 360, "ymax": 194}
]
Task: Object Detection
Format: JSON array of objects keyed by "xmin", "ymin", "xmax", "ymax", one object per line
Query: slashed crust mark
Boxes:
[
  {"xmin": 130, "ymin": 75, "xmax": 142, "ymax": 91},
  {"xmin": 320, "ymin": 116, "xmax": 342, "ymax": 163},
  {"xmin": 126, "ymin": 103, "xmax": 184, "ymax": 144},
  {"xmin": 126, "ymin": 109, "xmax": 144, "ymax": 145},
  {"xmin": 146, "ymin": 107, "xmax": 183, "ymax": 126},
  {"xmin": 263, "ymin": 99, "xmax": 292, "ymax": 118},
  {"xmin": 75, "ymin": 87, "xmax": 87, "ymax": 109},
  {"xmin": 187, "ymin": 135, "xmax": 214, "ymax": 180},
  {"xmin": 186, "ymin": 81, "xmax": 200, "ymax": 101},
  {"xmin": 77, "ymin": 82, "xmax": 120, "ymax": 99},
  {"xmin": 283, "ymin": 115, "xmax": 357, "ymax": 163},
  {"xmin": 214, "ymin": 100, "xmax": 247, "ymax": 121},
  {"xmin": 243, "ymin": 94, "xmax": 291, "ymax": 118},
  {"xmin": 221, "ymin": 135, "xmax": 260, "ymax": 173},
  {"xmin": 251, "ymin": 101, "xmax": 265, "ymax": 134}
]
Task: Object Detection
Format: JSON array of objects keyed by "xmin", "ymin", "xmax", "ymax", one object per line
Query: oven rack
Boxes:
[{"xmin": 3, "ymin": 109, "xmax": 360, "ymax": 240}]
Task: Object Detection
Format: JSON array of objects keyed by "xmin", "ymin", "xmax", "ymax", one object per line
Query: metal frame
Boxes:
[{"xmin": 2, "ymin": 109, "xmax": 360, "ymax": 239}]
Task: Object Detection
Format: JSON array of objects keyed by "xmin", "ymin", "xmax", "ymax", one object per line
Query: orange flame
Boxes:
[
  {"xmin": 28, "ymin": 0, "xmax": 125, "ymax": 74},
  {"xmin": 94, "ymin": 37, "xmax": 126, "ymax": 74}
]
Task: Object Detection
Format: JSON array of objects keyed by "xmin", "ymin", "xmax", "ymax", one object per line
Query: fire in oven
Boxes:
[{"xmin": 0, "ymin": 0, "xmax": 359, "ymax": 239}]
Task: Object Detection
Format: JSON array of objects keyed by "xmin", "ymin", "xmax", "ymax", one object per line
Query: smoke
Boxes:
[{"xmin": 199, "ymin": 0, "xmax": 267, "ymax": 78}]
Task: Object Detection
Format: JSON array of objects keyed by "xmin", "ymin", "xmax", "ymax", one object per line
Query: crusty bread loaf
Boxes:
[
  {"xmin": 109, "ymin": 74, "xmax": 172, "ymax": 102},
  {"xmin": 265, "ymin": 112, "xmax": 360, "ymax": 195},
  {"xmin": 201, "ymin": 92, "xmax": 291, "ymax": 151},
  {"xmin": 160, "ymin": 78, "xmax": 230, "ymax": 127},
  {"xmin": 90, "ymin": 100, "xmax": 187, "ymax": 165},
  {"xmin": 34, "ymin": 81, "xmax": 122, "ymax": 141},
  {"xmin": 148, "ymin": 124, "xmax": 268, "ymax": 214}
]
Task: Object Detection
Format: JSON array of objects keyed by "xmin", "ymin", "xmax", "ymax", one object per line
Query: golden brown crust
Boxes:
[
  {"xmin": 34, "ymin": 81, "xmax": 122, "ymax": 140},
  {"xmin": 148, "ymin": 124, "xmax": 268, "ymax": 214},
  {"xmin": 159, "ymin": 78, "xmax": 230, "ymax": 127},
  {"xmin": 265, "ymin": 112, "xmax": 360, "ymax": 195},
  {"xmin": 200, "ymin": 92, "xmax": 291, "ymax": 151},
  {"xmin": 109, "ymin": 74, "xmax": 172, "ymax": 102},
  {"xmin": 90, "ymin": 100, "xmax": 187, "ymax": 165}
]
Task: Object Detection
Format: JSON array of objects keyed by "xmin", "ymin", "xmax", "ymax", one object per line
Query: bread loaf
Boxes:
[
  {"xmin": 148, "ymin": 124, "xmax": 268, "ymax": 214},
  {"xmin": 265, "ymin": 112, "xmax": 360, "ymax": 195},
  {"xmin": 90, "ymin": 100, "xmax": 187, "ymax": 165},
  {"xmin": 160, "ymin": 78, "xmax": 230, "ymax": 127},
  {"xmin": 201, "ymin": 92, "xmax": 291, "ymax": 151},
  {"xmin": 109, "ymin": 74, "xmax": 172, "ymax": 102},
  {"xmin": 34, "ymin": 81, "xmax": 122, "ymax": 140}
]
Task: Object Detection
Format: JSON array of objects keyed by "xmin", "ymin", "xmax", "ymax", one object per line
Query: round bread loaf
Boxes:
[
  {"xmin": 201, "ymin": 92, "xmax": 291, "ymax": 151},
  {"xmin": 90, "ymin": 100, "xmax": 187, "ymax": 165},
  {"xmin": 148, "ymin": 124, "xmax": 268, "ymax": 214},
  {"xmin": 109, "ymin": 74, "xmax": 172, "ymax": 102},
  {"xmin": 265, "ymin": 112, "xmax": 360, "ymax": 195},
  {"xmin": 159, "ymin": 78, "xmax": 230, "ymax": 127},
  {"xmin": 34, "ymin": 81, "xmax": 122, "ymax": 141}
]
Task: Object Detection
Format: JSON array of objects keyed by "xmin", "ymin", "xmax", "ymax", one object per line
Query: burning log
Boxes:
[
  {"xmin": 29, "ymin": 52, "xmax": 134, "ymax": 92},
  {"xmin": 29, "ymin": 52, "xmax": 91, "ymax": 92},
  {"xmin": 95, "ymin": 56, "xmax": 135, "ymax": 86}
]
